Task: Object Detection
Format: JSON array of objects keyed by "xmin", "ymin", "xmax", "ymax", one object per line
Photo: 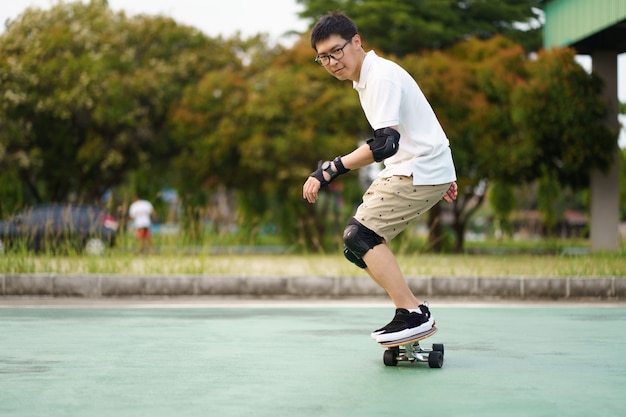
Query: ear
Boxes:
[{"xmin": 353, "ymin": 33, "xmax": 363, "ymax": 48}]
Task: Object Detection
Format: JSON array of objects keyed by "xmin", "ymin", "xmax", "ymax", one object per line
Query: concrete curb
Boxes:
[{"xmin": 1, "ymin": 274, "xmax": 625, "ymax": 300}]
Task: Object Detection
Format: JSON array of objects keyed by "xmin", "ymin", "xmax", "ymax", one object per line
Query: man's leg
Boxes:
[
  {"xmin": 137, "ymin": 228, "xmax": 148, "ymax": 253},
  {"xmin": 363, "ymin": 245, "xmax": 434, "ymax": 342},
  {"xmin": 343, "ymin": 216, "xmax": 420, "ymax": 308},
  {"xmin": 344, "ymin": 178, "xmax": 451, "ymax": 342},
  {"xmin": 362, "ymin": 243, "xmax": 420, "ymax": 310},
  {"xmin": 343, "ymin": 218, "xmax": 433, "ymax": 342},
  {"xmin": 364, "ymin": 246, "xmax": 434, "ymax": 343}
]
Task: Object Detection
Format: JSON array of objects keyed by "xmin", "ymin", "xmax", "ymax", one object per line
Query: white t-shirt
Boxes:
[
  {"xmin": 353, "ymin": 51, "xmax": 457, "ymax": 185},
  {"xmin": 129, "ymin": 200, "xmax": 154, "ymax": 229}
]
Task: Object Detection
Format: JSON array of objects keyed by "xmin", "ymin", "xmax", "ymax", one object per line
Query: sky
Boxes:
[
  {"xmin": 1, "ymin": 0, "xmax": 625, "ymax": 144},
  {"xmin": 1, "ymin": 0, "xmax": 311, "ymax": 44}
]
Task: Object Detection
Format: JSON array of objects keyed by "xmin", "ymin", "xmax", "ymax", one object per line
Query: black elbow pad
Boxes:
[{"xmin": 367, "ymin": 127, "xmax": 400, "ymax": 162}]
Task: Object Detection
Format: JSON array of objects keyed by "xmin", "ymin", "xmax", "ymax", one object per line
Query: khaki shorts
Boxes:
[{"xmin": 353, "ymin": 176, "xmax": 451, "ymax": 242}]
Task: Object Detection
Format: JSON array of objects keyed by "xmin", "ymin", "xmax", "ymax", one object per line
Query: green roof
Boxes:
[{"xmin": 544, "ymin": 0, "xmax": 626, "ymax": 53}]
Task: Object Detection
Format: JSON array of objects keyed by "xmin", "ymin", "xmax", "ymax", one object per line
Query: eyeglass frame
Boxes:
[{"xmin": 314, "ymin": 37, "xmax": 354, "ymax": 66}]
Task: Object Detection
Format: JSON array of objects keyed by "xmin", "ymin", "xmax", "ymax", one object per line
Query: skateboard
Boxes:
[{"xmin": 378, "ymin": 326, "xmax": 444, "ymax": 368}]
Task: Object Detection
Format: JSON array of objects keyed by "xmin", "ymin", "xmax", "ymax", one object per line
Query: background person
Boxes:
[{"xmin": 128, "ymin": 196, "xmax": 155, "ymax": 254}]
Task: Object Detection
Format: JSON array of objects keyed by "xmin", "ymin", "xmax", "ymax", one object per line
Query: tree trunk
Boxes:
[
  {"xmin": 453, "ymin": 219, "xmax": 466, "ymax": 253},
  {"xmin": 427, "ymin": 204, "xmax": 443, "ymax": 253}
]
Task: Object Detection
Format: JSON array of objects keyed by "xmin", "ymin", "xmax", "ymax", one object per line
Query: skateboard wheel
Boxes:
[
  {"xmin": 428, "ymin": 351, "xmax": 443, "ymax": 368},
  {"xmin": 432, "ymin": 343, "xmax": 444, "ymax": 355},
  {"xmin": 383, "ymin": 349, "xmax": 398, "ymax": 366}
]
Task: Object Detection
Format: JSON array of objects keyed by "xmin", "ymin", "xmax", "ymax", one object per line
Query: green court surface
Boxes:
[{"xmin": 1, "ymin": 302, "xmax": 625, "ymax": 417}]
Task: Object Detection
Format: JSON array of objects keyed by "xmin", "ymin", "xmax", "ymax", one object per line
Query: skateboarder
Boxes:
[{"xmin": 302, "ymin": 11, "xmax": 458, "ymax": 344}]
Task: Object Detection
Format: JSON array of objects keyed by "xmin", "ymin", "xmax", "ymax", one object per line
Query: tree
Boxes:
[
  {"xmin": 489, "ymin": 180, "xmax": 515, "ymax": 239},
  {"xmin": 241, "ymin": 39, "xmax": 368, "ymax": 250},
  {"xmin": 296, "ymin": 0, "xmax": 544, "ymax": 54},
  {"xmin": 168, "ymin": 35, "xmax": 277, "ymax": 239},
  {"xmin": 0, "ymin": 0, "xmax": 225, "ymax": 205},
  {"xmin": 295, "ymin": 1, "xmax": 544, "ymax": 252},
  {"xmin": 512, "ymin": 47, "xmax": 617, "ymax": 189},
  {"xmin": 169, "ymin": 36, "xmax": 367, "ymax": 250},
  {"xmin": 401, "ymin": 38, "xmax": 615, "ymax": 251},
  {"xmin": 400, "ymin": 36, "xmax": 529, "ymax": 252}
]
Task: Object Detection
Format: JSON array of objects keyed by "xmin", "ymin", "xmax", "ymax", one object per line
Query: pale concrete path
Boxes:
[{"xmin": 1, "ymin": 300, "xmax": 625, "ymax": 417}]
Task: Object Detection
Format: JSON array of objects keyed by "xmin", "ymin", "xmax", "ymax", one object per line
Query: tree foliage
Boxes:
[
  {"xmin": 488, "ymin": 180, "xmax": 515, "ymax": 238},
  {"xmin": 0, "ymin": 0, "xmax": 226, "ymax": 206},
  {"xmin": 400, "ymin": 36, "xmax": 528, "ymax": 251},
  {"xmin": 399, "ymin": 38, "xmax": 615, "ymax": 251},
  {"xmin": 296, "ymin": 0, "xmax": 544, "ymax": 54},
  {"xmin": 512, "ymin": 48, "xmax": 618, "ymax": 188},
  {"xmin": 0, "ymin": 0, "xmax": 619, "ymax": 253},
  {"xmin": 170, "ymin": 37, "xmax": 366, "ymax": 249}
]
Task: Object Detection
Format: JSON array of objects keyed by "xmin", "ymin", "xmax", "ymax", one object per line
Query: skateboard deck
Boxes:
[
  {"xmin": 378, "ymin": 326, "xmax": 438, "ymax": 348},
  {"xmin": 378, "ymin": 326, "xmax": 444, "ymax": 368}
]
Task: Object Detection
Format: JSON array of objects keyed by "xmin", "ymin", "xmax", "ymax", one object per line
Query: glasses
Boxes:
[{"xmin": 315, "ymin": 38, "xmax": 352, "ymax": 66}]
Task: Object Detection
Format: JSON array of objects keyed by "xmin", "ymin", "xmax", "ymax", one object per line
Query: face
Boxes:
[{"xmin": 315, "ymin": 34, "xmax": 364, "ymax": 82}]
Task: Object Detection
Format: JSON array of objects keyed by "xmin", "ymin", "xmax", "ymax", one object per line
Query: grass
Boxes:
[
  {"xmin": 1, "ymin": 230, "xmax": 624, "ymax": 277},
  {"xmin": 1, "ymin": 248, "xmax": 624, "ymax": 277}
]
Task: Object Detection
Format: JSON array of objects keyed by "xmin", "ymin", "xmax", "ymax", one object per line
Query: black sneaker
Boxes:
[
  {"xmin": 371, "ymin": 304, "xmax": 434, "ymax": 338},
  {"xmin": 370, "ymin": 312, "xmax": 397, "ymax": 339},
  {"xmin": 373, "ymin": 305, "xmax": 435, "ymax": 343}
]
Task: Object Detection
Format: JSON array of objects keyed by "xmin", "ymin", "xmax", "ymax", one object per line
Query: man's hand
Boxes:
[
  {"xmin": 303, "ymin": 157, "xmax": 349, "ymax": 203},
  {"xmin": 303, "ymin": 176, "xmax": 322, "ymax": 203},
  {"xmin": 443, "ymin": 181, "xmax": 458, "ymax": 203}
]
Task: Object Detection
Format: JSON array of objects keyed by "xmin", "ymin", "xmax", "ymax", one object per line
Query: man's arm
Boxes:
[
  {"xmin": 302, "ymin": 144, "xmax": 374, "ymax": 204},
  {"xmin": 303, "ymin": 126, "xmax": 399, "ymax": 203}
]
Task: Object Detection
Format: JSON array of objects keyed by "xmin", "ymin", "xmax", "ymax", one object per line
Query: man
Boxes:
[
  {"xmin": 302, "ymin": 12, "xmax": 458, "ymax": 344},
  {"xmin": 128, "ymin": 196, "xmax": 155, "ymax": 254}
]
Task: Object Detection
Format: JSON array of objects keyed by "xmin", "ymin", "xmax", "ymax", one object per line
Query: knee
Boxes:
[{"xmin": 342, "ymin": 218, "xmax": 383, "ymax": 268}]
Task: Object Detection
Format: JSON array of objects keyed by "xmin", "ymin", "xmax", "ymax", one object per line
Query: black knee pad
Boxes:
[
  {"xmin": 343, "ymin": 247, "xmax": 367, "ymax": 269},
  {"xmin": 342, "ymin": 218, "xmax": 383, "ymax": 268}
]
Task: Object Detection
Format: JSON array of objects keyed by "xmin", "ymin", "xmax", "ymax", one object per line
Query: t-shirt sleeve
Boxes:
[{"xmin": 366, "ymin": 78, "xmax": 401, "ymax": 130}]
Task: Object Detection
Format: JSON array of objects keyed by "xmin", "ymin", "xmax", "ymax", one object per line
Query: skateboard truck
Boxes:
[
  {"xmin": 379, "ymin": 326, "xmax": 444, "ymax": 368},
  {"xmin": 383, "ymin": 341, "xmax": 444, "ymax": 368}
]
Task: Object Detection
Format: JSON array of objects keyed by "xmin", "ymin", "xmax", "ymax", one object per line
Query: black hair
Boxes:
[{"xmin": 310, "ymin": 11, "xmax": 358, "ymax": 51}]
